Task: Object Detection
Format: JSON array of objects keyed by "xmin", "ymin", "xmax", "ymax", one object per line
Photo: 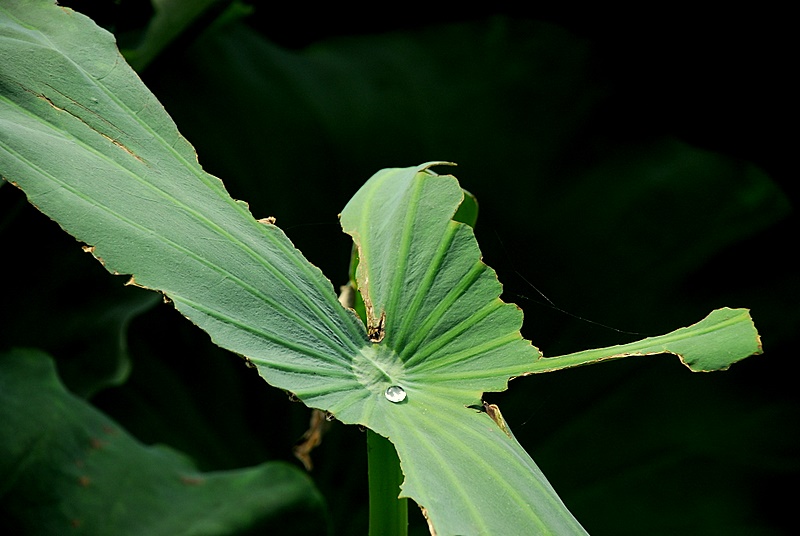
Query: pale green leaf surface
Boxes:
[
  {"xmin": 0, "ymin": 0, "xmax": 370, "ymax": 411},
  {"xmin": 341, "ymin": 163, "xmax": 587, "ymax": 535},
  {"xmin": 0, "ymin": 348, "xmax": 328, "ymax": 535},
  {"xmin": 531, "ymin": 307, "xmax": 762, "ymax": 373}
]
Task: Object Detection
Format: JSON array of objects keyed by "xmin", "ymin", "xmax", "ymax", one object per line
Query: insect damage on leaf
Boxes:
[
  {"xmin": 468, "ymin": 401, "xmax": 515, "ymax": 439},
  {"xmin": 368, "ymin": 310, "xmax": 386, "ymax": 343},
  {"xmin": 483, "ymin": 402, "xmax": 514, "ymax": 439}
]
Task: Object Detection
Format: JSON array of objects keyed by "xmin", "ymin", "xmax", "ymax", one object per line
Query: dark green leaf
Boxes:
[{"xmin": 0, "ymin": 348, "xmax": 328, "ymax": 535}]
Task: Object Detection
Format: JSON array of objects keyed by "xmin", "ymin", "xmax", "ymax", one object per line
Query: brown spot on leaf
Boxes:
[
  {"xmin": 70, "ymin": 519, "xmax": 82, "ymax": 528},
  {"xmin": 180, "ymin": 475, "xmax": 205, "ymax": 486},
  {"xmin": 90, "ymin": 438, "xmax": 105, "ymax": 449},
  {"xmin": 483, "ymin": 402, "xmax": 514, "ymax": 439},
  {"xmin": 368, "ymin": 311, "xmax": 386, "ymax": 343},
  {"xmin": 78, "ymin": 476, "xmax": 91, "ymax": 487},
  {"xmin": 257, "ymin": 216, "xmax": 276, "ymax": 225},
  {"xmin": 81, "ymin": 245, "xmax": 95, "ymax": 254}
]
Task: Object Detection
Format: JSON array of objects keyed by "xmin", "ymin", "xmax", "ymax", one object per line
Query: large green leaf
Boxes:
[
  {"xmin": 0, "ymin": 3, "xmax": 585, "ymax": 533},
  {"xmin": 0, "ymin": 3, "xmax": 765, "ymax": 535},
  {"xmin": 123, "ymin": 8, "xmax": 792, "ymax": 535},
  {"xmin": 338, "ymin": 163, "xmax": 588, "ymax": 533},
  {"xmin": 340, "ymin": 163, "xmax": 763, "ymax": 534},
  {"xmin": 0, "ymin": 348, "xmax": 328, "ymax": 535},
  {"xmin": 0, "ymin": 0, "xmax": 369, "ymax": 409}
]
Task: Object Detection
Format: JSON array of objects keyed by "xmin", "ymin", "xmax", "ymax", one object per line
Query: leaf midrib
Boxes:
[{"xmin": 0, "ymin": 105, "xmax": 362, "ymax": 359}]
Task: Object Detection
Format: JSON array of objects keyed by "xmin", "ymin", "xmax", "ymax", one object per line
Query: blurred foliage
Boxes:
[
  {"xmin": 2, "ymin": 1, "xmax": 796, "ymax": 534},
  {"xmin": 0, "ymin": 348, "xmax": 328, "ymax": 534}
]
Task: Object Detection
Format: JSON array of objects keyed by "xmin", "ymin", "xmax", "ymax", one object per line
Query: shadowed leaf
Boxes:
[{"xmin": 0, "ymin": 348, "xmax": 328, "ymax": 535}]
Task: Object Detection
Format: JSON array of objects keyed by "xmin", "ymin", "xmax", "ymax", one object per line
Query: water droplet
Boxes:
[{"xmin": 384, "ymin": 385, "xmax": 407, "ymax": 403}]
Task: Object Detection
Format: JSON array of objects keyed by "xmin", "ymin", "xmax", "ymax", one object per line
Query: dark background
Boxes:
[{"xmin": 2, "ymin": 2, "xmax": 796, "ymax": 534}]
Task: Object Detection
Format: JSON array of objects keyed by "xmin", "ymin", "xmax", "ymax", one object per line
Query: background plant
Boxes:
[{"xmin": 1, "ymin": 1, "xmax": 797, "ymax": 535}]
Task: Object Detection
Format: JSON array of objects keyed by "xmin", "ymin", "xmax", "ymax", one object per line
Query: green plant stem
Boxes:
[{"xmin": 367, "ymin": 429, "xmax": 408, "ymax": 536}]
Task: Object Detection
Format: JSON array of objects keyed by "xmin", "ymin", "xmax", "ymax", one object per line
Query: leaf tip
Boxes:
[{"xmin": 417, "ymin": 161, "xmax": 457, "ymax": 174}]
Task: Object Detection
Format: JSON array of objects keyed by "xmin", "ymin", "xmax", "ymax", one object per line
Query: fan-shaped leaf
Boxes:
[{"xmin": 341, "ymin": 163, "xmax": 588, "ymax": 534}]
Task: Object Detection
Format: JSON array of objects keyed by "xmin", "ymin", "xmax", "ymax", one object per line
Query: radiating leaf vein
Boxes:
[
  {"xmin": 393, "ymin": 221, "xmax": 459, "ymax": 350},
  {"xmin": 401, "ymin": 261, "xmax": 489, "ymax": 363}
]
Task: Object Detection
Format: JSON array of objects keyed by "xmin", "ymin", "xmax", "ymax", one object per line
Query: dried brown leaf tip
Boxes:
[
  {"xmin": 483, "ymin": 402, "xmax": 514, "ymax": 439},
  {"xmin": 469, "ymin": 401, "xmax": 515, "ymax": 439},
  {"xmin": 293, "ymin": 409, "xmax": 331, "ymax": 471},
  {"xmin": 420, "ymin": 506, "xmax": 438, "ymax": 536},
  {"xmin": 257, "ymin": 216, "xmax": 276, "ymax": 225}
]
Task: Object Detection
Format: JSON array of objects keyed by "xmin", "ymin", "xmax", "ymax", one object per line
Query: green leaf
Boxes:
[
  {"xmin": 0, "ymin": 0, "xmax": 370, "ymax": 412},
  {"xmin": 340, "ymin": 164, "xmax": 764, "ymax": 534},
  {"xmin": 531, "ymin": 307, "xmax": 763, "ymax": 373},
  {"xmin": 0, "ymin": 3, "xmax": 766, "ymax": 535},
  {"xmin": 341, "ymin": 163, "xmax": 588, "ymax": 534},
  {"xmin": 91, "ymin": 10, "xmax": 787, "ymax": 534},
  {"xmin": 0, "ymin": 348, "xmax": 328, "ymax": 535}
]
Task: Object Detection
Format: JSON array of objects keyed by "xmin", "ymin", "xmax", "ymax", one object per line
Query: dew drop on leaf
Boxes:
[{"xmin": 384, "ymin": 385, "xmax": 407, "ymax": 403}]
